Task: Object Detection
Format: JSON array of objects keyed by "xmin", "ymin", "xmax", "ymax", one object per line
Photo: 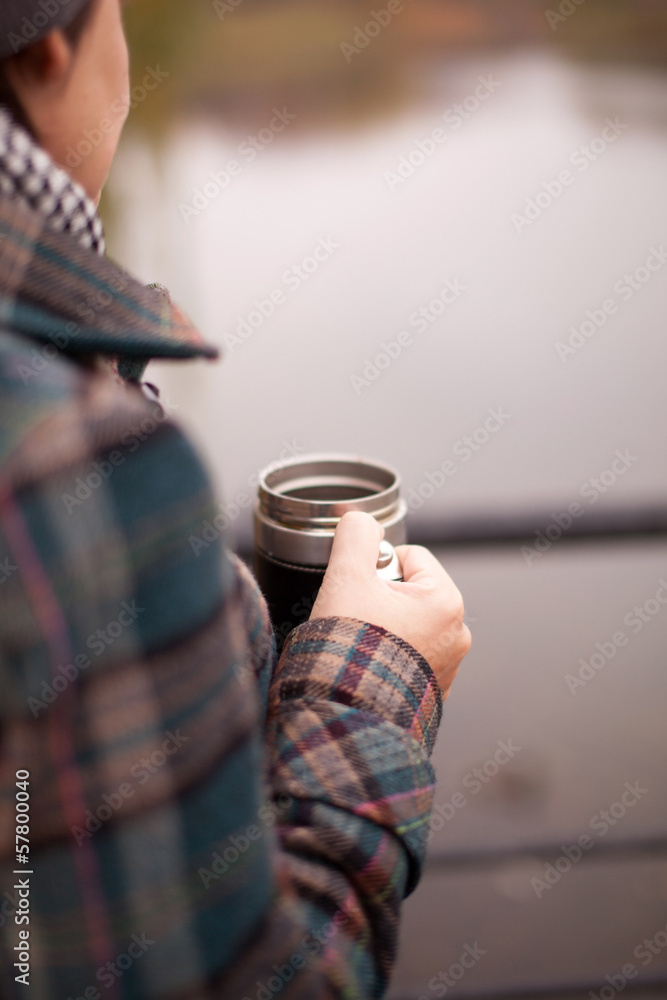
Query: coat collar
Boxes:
[{"xmin": 0, "ymin": 194, "xmax": 218, "ymax": 369}]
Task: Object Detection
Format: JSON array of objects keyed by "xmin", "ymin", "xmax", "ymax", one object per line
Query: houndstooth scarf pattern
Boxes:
[{"xmin": 0, "ymin": 105, "xmax": 105, "ymax": 255}]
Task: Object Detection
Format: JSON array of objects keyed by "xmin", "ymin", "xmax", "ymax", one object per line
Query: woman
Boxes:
[{"xmin": 0, "ymin": 1, "xmax": 471, "ymax": 997}]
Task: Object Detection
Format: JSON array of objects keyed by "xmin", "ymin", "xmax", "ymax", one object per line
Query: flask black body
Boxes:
[{"xmin": 253, "ymin": 549, "xmax": 326, "ymax": 649}]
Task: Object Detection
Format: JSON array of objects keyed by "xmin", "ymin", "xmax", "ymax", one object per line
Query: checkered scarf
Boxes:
[{"xmin": 0, "ymin": 105, "xmax": 105, "ymax": 254}]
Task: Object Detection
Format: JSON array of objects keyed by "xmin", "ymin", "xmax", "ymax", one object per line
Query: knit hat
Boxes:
[{"xmin": 0, "ymin": 0, "xmax": 92, "ymax": 60}]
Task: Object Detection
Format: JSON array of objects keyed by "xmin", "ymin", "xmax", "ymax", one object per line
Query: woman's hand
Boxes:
[{"xmin": 310, "ymin": 512, "xmax": 471, "ymax": 698}]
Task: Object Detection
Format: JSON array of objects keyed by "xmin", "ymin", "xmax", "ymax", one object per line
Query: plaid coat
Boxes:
[{"xmin": 0, "ymin": 193, "xmax": 443, "ymax": 1000}]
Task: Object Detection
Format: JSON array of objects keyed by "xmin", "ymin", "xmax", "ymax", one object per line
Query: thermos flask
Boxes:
[{"xmin": 253, "ymin": 454, "xmax": 407, "ymax": 644}]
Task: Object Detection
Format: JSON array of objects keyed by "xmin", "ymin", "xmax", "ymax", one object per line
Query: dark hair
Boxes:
[{"xmin": 0, "ymin": 1, "xmax": 96, "ymax": 134}]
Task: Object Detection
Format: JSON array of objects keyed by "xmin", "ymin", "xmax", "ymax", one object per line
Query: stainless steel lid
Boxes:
[{"xmin": 254, "ymin": 453, "xmax": 408, "ymax": 567}]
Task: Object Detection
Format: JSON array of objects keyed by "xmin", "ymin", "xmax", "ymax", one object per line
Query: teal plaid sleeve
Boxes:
[
  {"xmin": 270, "ymin": 617, "xmax": 442, "ymax": 890},
  {"xmin": 260, "ymin": 617, "xmax": 443, "ymax": 994}
]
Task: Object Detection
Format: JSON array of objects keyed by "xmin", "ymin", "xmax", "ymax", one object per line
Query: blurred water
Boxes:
[{"xmin": 108, "ymin": 49, "xmax": 667, "ymax": 548}]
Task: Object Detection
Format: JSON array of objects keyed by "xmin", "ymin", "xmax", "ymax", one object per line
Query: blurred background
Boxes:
[{"xmin": 105, "ymin": 2, "xmax": 667, "ymax": 997}]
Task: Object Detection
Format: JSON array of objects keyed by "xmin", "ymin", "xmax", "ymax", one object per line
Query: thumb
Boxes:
[{"xmin": 326, "ymin": 512, "xmax": 384, "ymax": 582}]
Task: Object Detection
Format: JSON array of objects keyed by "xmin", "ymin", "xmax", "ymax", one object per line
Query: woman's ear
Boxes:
[{"xmin": 4, "ymin": 30, "xmax": 74, "ymax": 99}]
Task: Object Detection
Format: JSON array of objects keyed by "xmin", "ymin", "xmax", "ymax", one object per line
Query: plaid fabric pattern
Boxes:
[
  {"xmin": 0, "ymin": 194, "xmax": 444, "ymax": 999},
  {"xmin": 0, "ymin": 107, "xmax": 105, "ymax": 255},
  {"xmin": 0, "ymin": 193, "xmax": 218, "ymax": 398}
]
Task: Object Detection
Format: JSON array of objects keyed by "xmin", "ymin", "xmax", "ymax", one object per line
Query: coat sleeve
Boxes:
[{"xmin": 258, "ymin": 616, "xmax": 443, "ymax": 996}]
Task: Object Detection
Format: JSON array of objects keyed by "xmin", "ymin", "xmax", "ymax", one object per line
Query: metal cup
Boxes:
[{"xmin": 253, "ymin": 453, "xmax": 407, "ymax": 644}]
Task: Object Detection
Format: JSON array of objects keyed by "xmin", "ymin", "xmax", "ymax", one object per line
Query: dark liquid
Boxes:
[{"xmin": 283, "ymin": 484, "xmax": 377, "ymax": 501}]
